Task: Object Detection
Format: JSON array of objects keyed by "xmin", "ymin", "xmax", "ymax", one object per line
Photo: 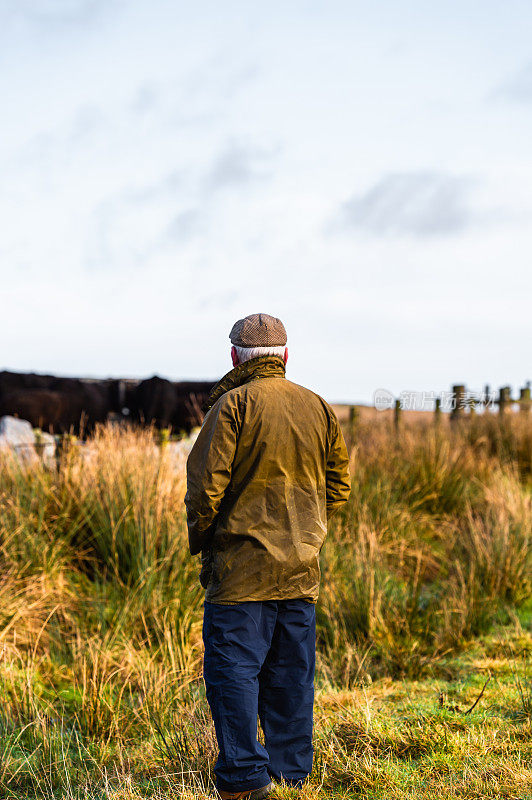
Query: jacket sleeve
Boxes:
[
  {"xmin": 185, "ymin": 396, "xmax": 239, "ymax": 556},
  {"xmin": 326, "ymin": 412, "xmax": 351, "ymax": 519},
  {"xmin": 199, "ymin": 548, "xmax": 213, "ymax": 588}
]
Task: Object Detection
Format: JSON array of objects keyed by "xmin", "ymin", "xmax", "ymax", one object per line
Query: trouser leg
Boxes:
[
  {"xmin": 202, "ymin": 600, "xmax": 276, "ymax": 793},
  {"xmin": 258, "ymin": 599, "xmax": 316, "ymax": 787}
]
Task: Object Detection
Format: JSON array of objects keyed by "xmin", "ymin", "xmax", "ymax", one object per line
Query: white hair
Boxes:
[{"xmin": 234, "ymin": 345, "xmax": 286, "ymax": 364}]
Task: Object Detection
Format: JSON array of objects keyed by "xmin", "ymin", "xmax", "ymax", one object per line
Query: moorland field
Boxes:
[{"xmin": 0, "ymin": 413, "xmax": 531, "ymax": 799}]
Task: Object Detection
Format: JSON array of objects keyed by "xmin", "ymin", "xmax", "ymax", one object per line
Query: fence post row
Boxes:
[{"xmin": 361, "ymin": 382, "xmax": 532, "ymax": 431}]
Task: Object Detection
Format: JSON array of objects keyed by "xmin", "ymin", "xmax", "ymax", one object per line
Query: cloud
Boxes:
[
  {"xmin": 130, "ymin": 60, "xmax": 260, "ymax": 130},
  {"xmin": 127, "ymin": 171, "xmax": 186, "ymax": 205},
  {"xmin": 491, "ymin": 62, "xmax": 532, "ymax": 103},
  {"xmin": 68, "ymin": 105, "xmax": 105, "ymax": 143},
  {"xmin": 5, "ymin": 0, "xmax": 109, "ymax": 26},
  {"xmin": 165, "ymin": 209, "xmax": 203, "ymax": 243},
  {"xmin": 83, "ymin": 139, "xmax": 278, "ymax": 269},
  {"xmin": 183, "ymin": 59, "xmax": 259, "ymax": 105},
  {"xmin": 207, "ymin": 142, "xmax": 276, "ymax": 190},
  {"xmin": 84, "ymin": 188, "xmax": 193, "ymax": 272},
  {"xmin": 81, "ymin": 135, "xmax": 279, "ymax": 271},
  {"xmin": 337, "ymin": 171, "xmax": 473, "ymax": 237}
]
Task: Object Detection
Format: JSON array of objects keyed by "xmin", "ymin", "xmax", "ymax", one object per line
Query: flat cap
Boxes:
[{"xmin": 229, "ymin": 313, "xmax": 287, "ymax": 347}]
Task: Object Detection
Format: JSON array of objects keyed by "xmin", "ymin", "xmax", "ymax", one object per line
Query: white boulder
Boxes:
[{"xmin": 0, "ymin": 416, "xmax": 55, "ymax": 464}]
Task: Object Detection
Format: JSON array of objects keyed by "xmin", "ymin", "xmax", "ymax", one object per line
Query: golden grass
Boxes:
[{"xmin": 0, "ymin": 416, "xmax": 530, "ymax": 798}]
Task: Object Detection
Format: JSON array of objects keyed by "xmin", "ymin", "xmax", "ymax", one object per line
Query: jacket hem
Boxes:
[{"xmin": 204, "ymin": 593, "xmax": 317, "ymax": 605}]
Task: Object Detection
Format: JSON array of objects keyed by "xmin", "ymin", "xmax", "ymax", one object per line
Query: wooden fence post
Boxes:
[
  {"xmin": 348, "ymin": 405, "xmax": 358, "ymax": 448},
  {"xmin": 394, "ymin": 399, "xmax": 401, "ymax": 431},
  {"xmin": 434, "ymin": 396, "xmax": 441, "ymax": 425},
  {"xmin": 498, "ymin": 386, "xmax": 511, "ymax": 415},
  {"xmin": 450, "ymin": 385, "xmax": 466, "ymax": 421},
  {"xmin": 519, "ymin": 383, "xmax": 531, "ymax": 414}
]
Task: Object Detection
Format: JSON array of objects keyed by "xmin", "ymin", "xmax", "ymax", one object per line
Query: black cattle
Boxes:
[
  {"xmin": 129, "ymin": 376, "xmax": 177, "ymax": 429},
  {"xmin": 0, "ymin": 370, "xmax": 217, "ymax": 435},
  {"xmin": 0, "ymin": 372, "xmax": 118, "ymax": 434},
  {"xmin": 51, "ymin": 378, "xmax": 112, "ymax": 433},
  {"xmin": 129, "ymin": 376, "xmax": 216, "ymax": 432},
  {"xmin": 0, "ymin": 370, "xmax": 55, "ymax": 394},
  {"xmin": 0, "ymin": 389, "xmax": 66, "ymax": 431}
]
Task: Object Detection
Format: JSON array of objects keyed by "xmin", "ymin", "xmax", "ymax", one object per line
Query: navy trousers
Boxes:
[{"xmin": 202, "ymin": 599, "xmax": 315, "ymax": 793}]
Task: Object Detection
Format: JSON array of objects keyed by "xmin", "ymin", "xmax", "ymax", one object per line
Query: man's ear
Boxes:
[
  {"xmin": 284, "ymin": 347, "xmax": 288, "ymax": 365},
  {"xmin": 231, "ymin": 346, "xmax": 239, "ymax": 367}
]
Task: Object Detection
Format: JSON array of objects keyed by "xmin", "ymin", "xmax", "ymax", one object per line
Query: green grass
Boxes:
[
  {"xmin": 0, "ymin": 621, "xmax": 530, "ymax": 799},
  {"xmin": 0, "ymin": 417, "xmax": 530, "ymax": 798}
]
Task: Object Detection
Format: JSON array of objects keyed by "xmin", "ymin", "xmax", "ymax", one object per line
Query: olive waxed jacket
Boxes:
[{"xmin": 184, "ymin": 355, "xmax": 351, "ymax": 604}]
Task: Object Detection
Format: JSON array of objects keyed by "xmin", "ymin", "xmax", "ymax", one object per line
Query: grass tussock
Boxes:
[
  {"xmin": 319, "ymin": 418, "xmax": 531, "ymax": 683},
  {"xmin": 0, "ymin": 415, "xmax": 530, "ymax": 798}
]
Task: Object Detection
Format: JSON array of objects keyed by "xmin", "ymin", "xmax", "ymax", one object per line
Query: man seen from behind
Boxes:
[{"xmin": 185, "ymin": 313, "xmax": 351, "ymax": 799}]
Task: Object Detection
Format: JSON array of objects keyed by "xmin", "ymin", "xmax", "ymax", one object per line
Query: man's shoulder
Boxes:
[
  {"xmin": 284, "ymin": 379, "xmax": 333, "ymax": 410},
  {"xmin": 211, "ymin": 377, "xmax": 337, "ymax": 421},
  {"xmin": 245, "ymin": 377, "xmax": 337, "ymax": 419}
]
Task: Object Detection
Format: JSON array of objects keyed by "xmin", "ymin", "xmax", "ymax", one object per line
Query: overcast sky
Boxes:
[{"xmin": 1, "ymin": 0, "xmax": 531, "ymax": 403}]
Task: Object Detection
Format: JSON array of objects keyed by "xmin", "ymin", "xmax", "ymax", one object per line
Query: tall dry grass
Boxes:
[
  {"xmin": 318, "ymin": 417, "xmax": 531, "ymax": 682},
  {"xmin": 0, "ymin": 414, "xmax": 530, "ymax": 796}
]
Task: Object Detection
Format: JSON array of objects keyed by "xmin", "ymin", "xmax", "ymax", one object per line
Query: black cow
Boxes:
[
  {"xmin": 129, "ymin": 376, "xmax": 216, "ymax": 432},
  {"xmin": 0, "ymin": 370, "xmax": 217, "ymax": 435},
  {"xmin": 0, "ymin": 371, "xmax": 119, "ymax": 434},
  {"xmin": 0, "ymin": 389, "xmax": 66, "ymax": 431},
  {"xmin": 128, "ymin": 376, "xmax": 177, "ymax": 429},
  {"xmin": 0, "ymin": 370, "xmax": 55, "ymax": 394}
]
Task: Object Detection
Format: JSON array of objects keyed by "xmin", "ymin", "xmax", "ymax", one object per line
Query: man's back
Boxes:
[
  {"xmin": 186, "ymin": 315, "xmax": 351, "ymax": 798},
  {"xmin": 185, "ymin": 355, "xmax": 350, "ymax": 603}
]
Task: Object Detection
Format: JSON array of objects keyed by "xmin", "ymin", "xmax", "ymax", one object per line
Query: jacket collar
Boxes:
[{"xmin": 203, "ymin": 355, "xmax": 286, "ymax": 412}]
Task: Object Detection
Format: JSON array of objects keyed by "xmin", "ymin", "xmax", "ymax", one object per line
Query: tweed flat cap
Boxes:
[{"xmin": 229, "ymin": 313, "xmax": 287, "ymax": 347}]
